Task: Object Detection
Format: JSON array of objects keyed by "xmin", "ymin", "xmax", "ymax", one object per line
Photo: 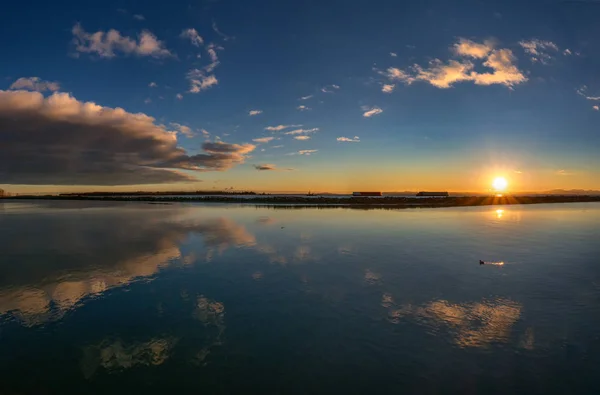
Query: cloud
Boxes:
[
  {"xmin": 187, "ymin": 69, "xmax": 218, "ymax": 93},
  {"xmin": 382, "ymin": 84, "xmax": 395, "ymax": 93},
  {"xmin": 594, "ymin": 106, "xmax": 599, "ymax": 111},
  {"xmin": 212, "ymin": 21, "xmax": 232, "ymax": 41},
  {"xmin": 297, "ymin": 105, "xmax": 311, "ymax": 111},
  {"xmin": 206, "ymin": 43, "xmax": 221, "ymax": 63},
  {"xmin": 390, "ymin": 52, "xmax": 398, "ymax": 57},
  {"xmin": 556, "ymin": 169, "xmax": 573, "ymax": 176},
  {"xmin": 576, "ymin": 86, "xmax": 600, "ymax": 101},
  {"xmin": 564, "ymin": 49, "xmax": 572, "ymax": 55},
  {"xmin": 299, "ymin": 95, "xmax": 313, "ymax": 100},
  {"xmin": 381, "ymin": 39, "xmax": 526, "ymax": 89},
  {"xmin": 248, "ymin": 110, "xmax": 262, "ymax": 116},
  {"xmin": 271, "ymin": 145, "xmax": 283, "ymax": 149},
  {"xmin": 71, "ymin": 23, "xmax": 173, "ymax": 59},
  {"xmin": 180, "ymin": 28, "xmax": 204, "ymax": 47},
  {"xmin": 453, "ymin": 38, "xmax": 493, "ymax": 58},
  {"xmin": 0, "ymin": 90, "xmax": 255, "ymax": 185},
  {"xmin": 200, "ymin": 129, "xmax": 210, "ymax": 137},
  {"xmin": 252, "ymin": 137, "xmax": 275, "ymax": 143},
  {"xmin": 362, "ymin": 106, "xmax": 383, "ymax": 117},
  {"xmin": 294, "ymin": 135, "xmax": 311, "ymax": 140},
  {"xmin": 265, "ymin": 124, "xmax": 302, "ymax": 131},
  {"xmin": 253, "ymin": 164, "xmax": 277, "ymax": 171},
  {"xmin": 337, "ymin": 136, "xmax": 360, "ymax": 142},
  {"xmin": 149, "ymin": 82, "xmax": 157, "ymax": 88},
  {"xmin": 283, "ymin": 128, "xmax": 319, "ymax": 135},
  {"xmin": 321, "ymin": 84, "xmax": 340, "ymax": 93},
  {"xmin": 9, "ymin": 77, "xmax": 60, "ymax": 92},
  {"xmin": 298, "ymin": 149, "xmax": 317, "ymax": 155},
  {"xmin": 519, "ymin": 39, "xmax": 559, "ymax": 64},
  {"xmin": 176, "ymin": 93, "xmax": 183, "ymax": 100},
  {"xmin": 170, "ymin": 123, "xmax": 194, "ymax": 138},
  {"xmin": 133, "ymin": 14, "xmax": 145, "ymax": 21},
  {"xmin": 144, "ymin": 98, "xmax": 152, "ymax": 104}
]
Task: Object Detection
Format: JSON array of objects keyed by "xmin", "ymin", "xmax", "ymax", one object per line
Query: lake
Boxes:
[{"xmin": 1, "ymin": 200, "xmax": 599, "ymax": 394}]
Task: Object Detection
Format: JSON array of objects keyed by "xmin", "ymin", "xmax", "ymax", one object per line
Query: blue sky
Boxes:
[{"xmin": 1, "ymin": 0, "xmax": 599, "ymax": 193}]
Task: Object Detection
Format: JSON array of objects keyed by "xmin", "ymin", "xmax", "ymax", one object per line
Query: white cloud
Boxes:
[
  {"xmin": 297, "ymin": 105, "xmax": 311, "ymax": 111},
  {"xmin": 298, "ymin": 149, "xmax": 317, "ymax": 155},
  {"xmin": 390, "ymin": 52, "xmax": 398, "ymax": 57},
  {"xmin": 453, "ymin": 39, "xmax": 493, "ymax": 58},
  {"xmin": 321, "ymin": 84, "xmax": 340, "ymax": 93},
  {"xmin": 248, "ymin": 110, "xmax": 262, "ymax": 116},
  {"xmin": 283, "ymin": 128, "xmax": 319, "ymax": 135},
  {"xmin": 149, "ymin": 82, "xmax": 157, "ymax": 88},
  {"xmin": 594, "ymin": 106, "xmax": 599, "ymax": 111},
  {"xmin": 133, "ymin": 14, "xmax": 145, "ymax": 21},
  {"xmin": 144, "ymin": 98, "xmax": 152, "ymax": 104},
  {"xmin": 556, "ymin": 169, "xmax": 573, "ymax": 176},
  {"xmin": 252, "ymin": 137, "xmax": 275, "ymax": 143},
  {"xmin": 519, "ymin": 39, "xmax": 559, "ymax": 64},
  {"xmin": 200, "ymin": 129, "xmax": 210, "ymax": 137},
  {"xmin": 299, "ymin": 95, "xmax": 313, "ymax": 100},
  {"xmin": 180, "ymin": 28, "xmax": 204, "ymax": 47},
  {"xmin": 381, "ymin": 39, "xmax": 526, "ymax": 89},
  {"xmin": 176, "ymin": 93, "xmax": 183, "ymax": 100},
  {"xmin": 294, "ymin": 135, "xmax": 311, "ymax": 140},
  {"xmin": 271, "ymin": 145, "xmax": 283, "ymax": 149},
  {"xmin": 187, "ymin": 69, "xmax": 218, "ymax": 93},
  {"xmin": 337, "ymin": 136, "xmax": 360, "ymax": 142},
  {"xmin": 382, "ymin": 84, "xmax": 395, "ymax": 93},
  {"xmin": 265, "ymin": 124, "xmax": 302, "ymax": 132},
  {"xmin": 576, "ymin": 86, "xmax": 600, "ymax": 101},
  {"xmin": 10, "ymin": 77, "xmax": 60, "ymax": 92},
  {"xmin": 362, "ymin": 106, "xmax": 383, "ymax": 117},
  {"xmin": 564, "ymin": 49, "xmax": 572, "ymax": 56},
  {"xmin": 206, "ymin": 43, "xmax": 221, "ymax": 63},
  {"xmin": 71, "ymin": 23, "xmax": 172, "ymax": 58}
]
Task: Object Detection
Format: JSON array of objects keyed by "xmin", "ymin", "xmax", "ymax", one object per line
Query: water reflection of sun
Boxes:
[{"xmin": 496, "ymin": 209, "xmax": 504, "ymax": 219}]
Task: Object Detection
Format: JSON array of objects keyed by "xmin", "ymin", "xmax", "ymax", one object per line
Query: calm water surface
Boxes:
[{"xmin": 1, "ymin": 201, "xmax": 599, "ymax": 394}]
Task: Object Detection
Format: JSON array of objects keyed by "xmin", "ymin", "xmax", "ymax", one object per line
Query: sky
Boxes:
[{"xmin": 1, "ymin": 0, "xmax": 600, "ymax": 194}]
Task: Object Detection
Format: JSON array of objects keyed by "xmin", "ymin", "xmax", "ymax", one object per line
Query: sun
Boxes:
[{"xmin": 492, "ymin": 177, "xmax": 508, "ymax": 191}]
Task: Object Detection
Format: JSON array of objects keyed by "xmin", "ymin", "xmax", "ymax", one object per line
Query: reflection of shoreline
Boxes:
[{"xmin": 4, "ymin": 195, "xmax": 600, "ymax": 208}]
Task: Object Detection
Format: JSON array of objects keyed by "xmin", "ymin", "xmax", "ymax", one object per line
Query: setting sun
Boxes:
[{"xmin": 493, "ymin": 177, "xmax": 508, "ymax": 191}]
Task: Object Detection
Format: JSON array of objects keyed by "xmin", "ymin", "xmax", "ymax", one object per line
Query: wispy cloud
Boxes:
[
  {"xmin": 299, "ymin": 95, "xmax": 313, "ymax": 100},
  {"xmin": 576, "ymin": 86, "xmax": 600, "ymax": 101},
  {"xmin": 265, "ymin": 124, "xmax": 302, "ymax": 132},
  {"xmin": 382, "ymin": 84, "xmax": 395, "ymax": 93},
  {"xmin": 176, "ymin": 93, "xmax": 183, "ymax": 100},
  {"xmin": 144, "ymin": 98, "xmax": 151, "ymax": 104},
  {"xmin": 380, "ymin": 38, "xmax": 526, "ymax": 89},
  {"xmin": 519, "ymin": 39, "xmax": 559, "ymax": 64},
  {"xmin": 252, "ymin": 137, "xmax": 275, "ymax": 143},
  {"xmin": 133, "ymin": 14, "xmax": 145, "ymax": 21},
  {"xmin": 294, "ymin": 135, "xmax": 311, "ymax": 140},
  {"xmin": 187, "ymin": 69, "xmax": 218, "ymax": 93},
  {"xmin": 180, "ymin": 28, "xmax": 204, "ymax": 47},
  {"xmin": 249, "ymin": 110, "xmax": 263, "ymax": 116},
  {"xmin": 297, "ymin": 105, "xmax": 311, "ymax": 111},
  {"xmin": 594, "ymin": 105, "xmax": 599, "ymax": 111},
  {"xmin": 362, "ymin": 106, "xmax": 383, "ymax": 117},
  {"xmin": 149, "ymin": 81, "xmax": 157, "ymax": 88},
  {"xmin": 71, "ymin": 23, "xmax": 173, "ymax": 58},
  {"xmin": 170, "ymin": 123, "xmax": 194, "ymax": 138},
  {"xmin": 298, "ymin": 149, "xmax": 318, "ymax": 155},
  {"xmin": 321, "ymin": 84, "xmax": 340, "ymax": 93},
  {"xmin": 271, "ymin": 145, "xmax": 284, "ymax": 149},
  {"xmin": 9, "ymin": 77, "xmax": 60, "ymax": 92},
  {"xmin": 253, "ymin": 164, "xmax": 293, "ymax": 171},
  {"xmin": 556, "ymin": 169, "xmax": 574, "ymax": 176},
  {"xmin": 206, "ymin": 43, "xmax": 222, "ymax": 63},
  {"xmin": 337, "ymin": 136, "xmax": 360, "ymax": 142},
  {"xmin": 390, "ymin": 52, "xmax": 398, "ymax": 57},
  {"xmin": 283, "ymin": 128, "xmax": 319, "ymax": 135},
  {"xmin": 212, "ymin": 21, "xmax": 233, "ymax": 41}
]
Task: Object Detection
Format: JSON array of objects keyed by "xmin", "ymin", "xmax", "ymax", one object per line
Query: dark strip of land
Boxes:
[{"xmin": 3, "ymin": 194, "xmax": 600, "ymax": 208}]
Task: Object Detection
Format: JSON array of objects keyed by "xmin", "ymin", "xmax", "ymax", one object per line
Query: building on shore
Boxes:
[
  {"xmin": 352, "ymin": 192, "xmax": 382, "ymax": 196},
  {"xmin": 416, "ymin": 191, "xmax": 449, "ymax": 197}
]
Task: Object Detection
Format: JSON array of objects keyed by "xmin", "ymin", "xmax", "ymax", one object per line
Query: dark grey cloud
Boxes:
[{"xmin": 0, "ymin": 90, "xmax": 255, "ymax": 185}]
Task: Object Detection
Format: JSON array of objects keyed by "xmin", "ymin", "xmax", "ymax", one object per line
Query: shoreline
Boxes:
[{"xmin": 3, "ymin": 195, "xmax": 600, "ymax": 208}]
